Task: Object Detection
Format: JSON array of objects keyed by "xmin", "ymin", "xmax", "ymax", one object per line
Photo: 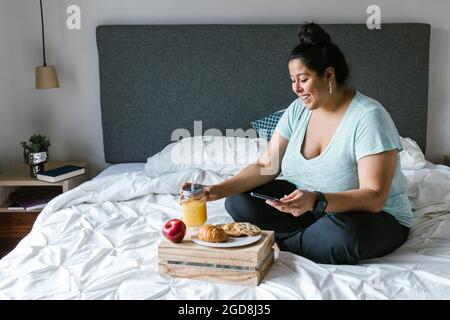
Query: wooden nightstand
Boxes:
[
  {"xmin": 445, "ymin": 154, "xmax": 450, "ymax": 167},
  {"xmin": 0, "ymin": 161, "xmax": 89, "ymax": 258}
]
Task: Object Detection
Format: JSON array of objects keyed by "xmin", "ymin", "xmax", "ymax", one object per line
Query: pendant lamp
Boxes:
[{"xmin": 35, "ymin": 0, "xmax": 59, "ymax": 89}]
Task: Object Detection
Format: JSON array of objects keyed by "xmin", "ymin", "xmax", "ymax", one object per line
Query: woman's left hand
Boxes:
[{"xmin": 266, "ymin": 189, "xmax": 317, "ymax": 217}]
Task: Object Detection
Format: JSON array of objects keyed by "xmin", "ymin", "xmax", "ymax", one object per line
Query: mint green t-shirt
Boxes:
[{"xmin": 275, "ymin": 90, "xmax": 412, "ymax": 228}]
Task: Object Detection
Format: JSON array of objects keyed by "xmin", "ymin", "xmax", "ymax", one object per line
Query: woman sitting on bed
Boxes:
[{"xmin": 182, "ymin": 22, "xmax": 412, "ymax": 265}]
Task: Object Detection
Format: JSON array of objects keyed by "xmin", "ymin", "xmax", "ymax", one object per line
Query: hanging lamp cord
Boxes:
[{"xmin": 40, "ymin": 0, "xmax": 47, "ymax": 66}]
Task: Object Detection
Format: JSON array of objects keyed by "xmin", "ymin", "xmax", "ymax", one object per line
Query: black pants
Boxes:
[{"xmin": 224, "ymin": 179, "xmax": 410, "ymax": 265}]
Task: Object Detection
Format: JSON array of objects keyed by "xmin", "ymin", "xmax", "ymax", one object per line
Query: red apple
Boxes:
[{"xmin": 162, "ymin": 219, "xmax": 186, "ymax": 243}]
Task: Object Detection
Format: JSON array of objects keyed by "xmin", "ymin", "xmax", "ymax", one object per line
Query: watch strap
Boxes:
[{"xmin": 313, "ymin": 191, "xmax": 327, "ymax": 213}]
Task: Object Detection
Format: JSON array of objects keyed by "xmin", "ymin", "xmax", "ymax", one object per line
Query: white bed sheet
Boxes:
[{"xmin": 1, "ymin": 164, "xmax": 450, "ymax": 300}]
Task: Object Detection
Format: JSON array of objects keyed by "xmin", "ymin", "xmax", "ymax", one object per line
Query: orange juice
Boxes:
[
  {"xmin": 181, "ymin": 185, "xmax": 207, "ymax": 227},
  {"xmin": 182, "ymin": 198, "xmax": 207, "ymax": 227}
]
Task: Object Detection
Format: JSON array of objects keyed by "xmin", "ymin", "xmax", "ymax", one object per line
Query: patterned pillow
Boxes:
[{"xmin": 250, "ymin": 109, "xmax": 285, "ymax": 140}]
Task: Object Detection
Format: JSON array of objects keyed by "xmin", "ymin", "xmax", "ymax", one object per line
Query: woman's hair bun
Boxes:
[{"xmin": 298, "ymin": 22, "xmax": 331, "ymax": 47}]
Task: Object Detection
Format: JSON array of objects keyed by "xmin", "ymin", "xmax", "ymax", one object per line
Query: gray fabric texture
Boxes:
[{"xmin": 96, "ymin": 24, "xmax": 430, "ymax": 163}]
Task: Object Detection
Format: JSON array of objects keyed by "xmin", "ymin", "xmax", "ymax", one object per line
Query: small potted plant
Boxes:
[{"xmin": 21, "ymin": 134, "xmax": 51, "ymax": 177}]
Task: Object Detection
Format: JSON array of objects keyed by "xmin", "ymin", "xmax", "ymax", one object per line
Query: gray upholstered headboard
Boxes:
[{"xmin": 96, "ymin": 24, "xmax": 430, "ymax": 163}]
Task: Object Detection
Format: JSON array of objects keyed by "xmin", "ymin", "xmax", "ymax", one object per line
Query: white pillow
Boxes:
[
  {"xmin": 399, "ymin": 137, "xmax": 427, "ymax": 170},
  {"xmin": 405, "ymin": 164, "xmax": 450, "ymax": 221},
  {"xmin": 145, "ymin": 136, "xmax": 268, "ymax": 178}
]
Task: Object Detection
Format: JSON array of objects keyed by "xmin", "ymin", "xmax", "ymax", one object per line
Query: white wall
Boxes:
[
  {"xmin": 0, "ymin": 0, "xmax": 15, "ymax": 173},
  {"xmin": 1, "ymin": 0, "xmax": 449, "ymax": 175}
]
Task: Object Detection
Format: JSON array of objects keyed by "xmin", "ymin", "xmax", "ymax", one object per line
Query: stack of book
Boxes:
[{"xmin": 8, "ymin": 187, "xmax": 61, "ymax": 211}]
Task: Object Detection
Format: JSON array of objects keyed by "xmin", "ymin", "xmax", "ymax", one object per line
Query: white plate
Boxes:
[{"xmin": 191, "ymin": 234, "xmax": 262, "ymax": 248}]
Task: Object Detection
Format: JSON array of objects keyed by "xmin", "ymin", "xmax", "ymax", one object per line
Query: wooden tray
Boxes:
[{"xmin": 158, "ymin": 230, "xmax": 275, "ymax": 286}]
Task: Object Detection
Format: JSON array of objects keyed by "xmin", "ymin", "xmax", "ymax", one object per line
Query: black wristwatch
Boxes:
[{"xmin": 313, "ymin": 191, "xmax": 328, "ymax": 213}]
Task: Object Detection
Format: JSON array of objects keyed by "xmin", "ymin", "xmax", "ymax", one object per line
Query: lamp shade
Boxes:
[{"xmin": 35, "ymin": 65, "xmax": 59, "ymax": 89}]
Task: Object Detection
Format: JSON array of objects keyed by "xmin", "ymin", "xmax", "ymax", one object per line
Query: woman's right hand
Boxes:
[{"xmin": 179, "ymin": 182, "xmax": 223, "ymax": 202}]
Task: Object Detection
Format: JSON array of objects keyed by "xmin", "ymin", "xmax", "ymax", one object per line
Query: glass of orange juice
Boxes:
[{"xmin": 181, "ymin": 184, "xmax": 207, "ymax": 232}]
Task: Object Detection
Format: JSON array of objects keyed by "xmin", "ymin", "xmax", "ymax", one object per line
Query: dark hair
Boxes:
[{"xmin": 289, "ymin": 23, "xmax": 349, "ymax": 86}]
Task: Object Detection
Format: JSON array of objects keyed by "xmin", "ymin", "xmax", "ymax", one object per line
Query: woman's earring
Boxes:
[{"xmin": 328, "ymin": 80, "xmax": 334, "ymax": 94}]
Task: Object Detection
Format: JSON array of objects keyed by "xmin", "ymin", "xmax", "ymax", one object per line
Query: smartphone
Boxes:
[{"xmin": 250, "ymin": 192, "xmax": 280, "ymax": 202}]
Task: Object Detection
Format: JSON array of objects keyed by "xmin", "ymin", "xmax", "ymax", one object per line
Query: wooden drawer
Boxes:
[{"xmin": 0, "ymin": 212, "xmax": 39, "ymax": 258}]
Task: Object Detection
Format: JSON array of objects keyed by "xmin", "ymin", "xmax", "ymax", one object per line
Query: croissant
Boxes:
[{"xmin": 196, "ymin": 224, "xmax": 229, "ymax": 243}]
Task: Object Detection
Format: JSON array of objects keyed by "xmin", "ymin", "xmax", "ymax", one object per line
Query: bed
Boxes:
[{"xmin": 3, "ymin": 23, "xmax": 450, "ymax": 300}]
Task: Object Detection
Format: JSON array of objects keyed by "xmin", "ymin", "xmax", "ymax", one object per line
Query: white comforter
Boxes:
[{"xmin": 1, "ymin": 164, "xmax": 450, "ymax": 300}]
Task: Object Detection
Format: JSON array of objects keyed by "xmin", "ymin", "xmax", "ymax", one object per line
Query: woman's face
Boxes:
[{"xmin": 288, "ymin": 58, "xmax": 329, "ymax": 110}]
